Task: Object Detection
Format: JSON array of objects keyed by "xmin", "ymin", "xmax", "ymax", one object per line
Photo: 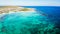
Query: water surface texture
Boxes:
[{"xmin": 0, "ymin": 6, "xmax": 60, "ymax": 34}]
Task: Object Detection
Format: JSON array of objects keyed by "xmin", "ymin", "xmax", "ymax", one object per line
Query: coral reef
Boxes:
[{"xmin": 0, "ymin": 6, "xmax": 60, "ymax": 34}]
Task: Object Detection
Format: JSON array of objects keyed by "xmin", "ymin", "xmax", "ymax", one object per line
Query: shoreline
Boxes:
[{"xmin": 0, "ymin": 6, "xmax": 35, "ymax": 14}]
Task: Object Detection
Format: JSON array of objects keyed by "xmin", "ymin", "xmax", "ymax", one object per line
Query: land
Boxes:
[{"xmin": 0, "ymin": 6, "xmax": 35, "ymax": 14}]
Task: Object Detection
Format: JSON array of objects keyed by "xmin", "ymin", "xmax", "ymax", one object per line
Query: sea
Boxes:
[
  {"xmin": 0, "ymin": 6, "xmax": 60, "ymax": 34},
  {"xmin": 22, "ymin": 6, "xmax": 60, "ymax": 28}
]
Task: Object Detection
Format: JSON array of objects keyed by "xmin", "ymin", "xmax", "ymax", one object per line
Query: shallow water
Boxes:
[{"xmin": 0, "ymin": 6, "xmax": 60, "ymax": 34}]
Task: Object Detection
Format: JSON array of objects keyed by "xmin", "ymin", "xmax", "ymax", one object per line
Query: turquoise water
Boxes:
[
  {"xmin": 23, "ymin": 6, "xmax": 60, "ymax": 28},
  {"xmin": 0, "ymin": 6, "xmax": 60, "ymax": 34}
]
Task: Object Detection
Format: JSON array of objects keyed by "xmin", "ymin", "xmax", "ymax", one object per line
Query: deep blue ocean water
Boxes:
[
  {"xmin": 0, "ymin": 6, "xmax": 60, "ymax": 34},
  {"xmin": 23, "ymin": 6, "xmax": 60, "ymax": 17},
  {"xmin": 22, "ymin": 6, "xmax": 60, "ymax": 28}
]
